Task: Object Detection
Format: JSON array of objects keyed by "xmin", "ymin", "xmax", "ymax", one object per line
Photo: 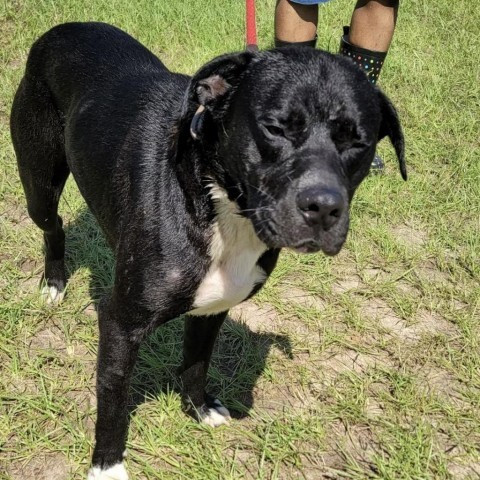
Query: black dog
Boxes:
[{"xmin": 11, "ymin": 22, "xmax": 405, "ymax": 479}]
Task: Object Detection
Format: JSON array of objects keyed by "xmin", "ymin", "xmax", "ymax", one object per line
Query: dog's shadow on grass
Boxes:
[{"xmin": 65, "ymin": 208, "xmax": 292, "ymax": 419}]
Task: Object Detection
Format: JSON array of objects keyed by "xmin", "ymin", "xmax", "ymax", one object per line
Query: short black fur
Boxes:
[{"xmin": 10, "ymin": 22, "xmax": 405, "ymax": 474}]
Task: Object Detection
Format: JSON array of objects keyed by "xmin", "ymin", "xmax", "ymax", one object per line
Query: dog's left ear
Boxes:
[
  {"xmin": 186, "ymin": 51, "xmax": 256, "ymax": 140},
  {"xmin": 377, "ymin": 91, "xmax": 407, "ymax": 180}
]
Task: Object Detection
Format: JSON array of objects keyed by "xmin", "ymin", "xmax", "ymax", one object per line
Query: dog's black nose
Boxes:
[{"xmin": 296, "ymin": 187, "xmax": 344, "ymax": 229}]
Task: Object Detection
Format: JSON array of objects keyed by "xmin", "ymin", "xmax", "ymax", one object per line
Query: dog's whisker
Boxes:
[
  {"xmin": 243, "ymin": 181, "xmax": 276, "ymax": 203},
  {"xmin": 239, "ymin": 206, "xmax": 274, "ymax": 214}
]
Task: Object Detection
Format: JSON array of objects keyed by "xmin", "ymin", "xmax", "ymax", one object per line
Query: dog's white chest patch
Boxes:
[{"xmin": 189, "ymin": 185, "xmax": 267, "ymax": 317}]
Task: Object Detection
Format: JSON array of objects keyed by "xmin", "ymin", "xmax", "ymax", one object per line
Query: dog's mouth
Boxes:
[
  {"xmin": 249, "ymin": 211, "xmax": 348, "ymax": 256},
  {"xmin": 290, "ymin": 239, "xmax": 342, "ymax": 255}
]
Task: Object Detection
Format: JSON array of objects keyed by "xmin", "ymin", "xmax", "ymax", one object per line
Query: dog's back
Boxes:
[
  {"xmin": 11, "ymin": 23, "xmax": 190, "ymax": 248},
  {"xmin": 22, "ymin": 22, "xmax": 169, "ymax": 112},
  {"xmin": 10, "ymin": 22, "xmax": 195, "ymax": 305}
]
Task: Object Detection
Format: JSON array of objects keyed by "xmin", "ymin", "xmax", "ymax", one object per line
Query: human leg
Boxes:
[
  {"xmin": 340, "ymin": 0, "xmax": 399, "ymax": 85},
  {"xmin": 349, "ymin": 0, "xmax": 398, "ymax": 53},
  {"xmin": 274, "ymin": 0, "xmax": 321, "ymax": 47},
  {"xmin": 340, "ymin": 1, "xmax": 399, "ymax": 170}
]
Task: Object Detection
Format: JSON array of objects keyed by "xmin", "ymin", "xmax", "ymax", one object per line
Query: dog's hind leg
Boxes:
[
  {"xmin": 179, "ymin": 313, "xmax": 231, "ymax": 427},
  {"xmin": 11, "ymin": 77, "xmax": 70, "ymax": 304}
]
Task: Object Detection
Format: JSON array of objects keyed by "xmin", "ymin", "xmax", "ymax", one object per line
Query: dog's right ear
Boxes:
[
  {"xmin": 377, "ymin": 90, "xmax": 407, "ymax": 181},
  {"xmin": 184, "ymin": 51, "xmax": 256, "ymax": 140}
]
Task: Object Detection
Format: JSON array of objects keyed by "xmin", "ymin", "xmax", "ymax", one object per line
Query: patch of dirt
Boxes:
[
  {"xmin": 18, "ymin": 274, "xmax": 41, "ymax": 297},
  {"xmin": 322, "ymin": 421, "xmax": 379, "ymax": 475},
  {"xmin": 7, "ymin": 377, "xmax": 40, "ymax": 396},
  {"xmin": 0, "ymin": 106, "xmax": 9, "ymax": 125},
  {"xmin": 447, "ymin": 462, "xmax": 480, "ymax": 480},
  {"xmin": 230, "ymin": 300, "xmax": 314, "ymax": 349},
  {"xmin": 364, "ymin": 396, "xmax": 384, "ymax": 418},
  {"xmin": 7, "ymin": 453, "xmax": 73, "ymax": 480},
  {"xmin": 229, "ymin": 448, "xmax": 261, "ymax": 480},
  {"xmin": 416, "ymin": 260, "xmax": 452, "ymax": 286},
  {"xmin": 253, "ymin": 382, "xmax": 318, "ymax": 412},
  {"xmin": 8, "ymin": 54, "xmax": 26, "ymax": 70},
  {"xmin": 361, "ymin": 267, "xmax": 386, "ymax": 282},
  {"xmin": 29, "ymin": 325, "xmax": 67, "ymax": 354},
  {"xmin": 10, "ymin": 257, "xmax": 43, "ymax": 299},
  {"xmin": 362, "ymin": 300, "xmax": 457, "ymax": 342},
  {"xmin": 421, "ymin": 367, "xmax": 467, "ymax": 406},
  {"xmin": 332, "ymin": 273, "xmax": 364, "ymax": 294},
  {"xmin": 280, "ymin": 286, "xmax": 326, "ymax": 311},
  {"xmin": 288, "ymin": 465, "xmax": 326, "ymax": 480},
  {"xmin": 230, "ymin": 301, "xmax": 279, "ymax": 332},
  {"xmin": 18, "ymin": 258, "xmax": 41, "ymax": 274},
  {"xmin": 392, "ymin": 223, "xmax": 428, "ymax": 249},
  {"xmin": 451, "ymin": 299, "xmax": 469, "ymax": 312},
  {"xmin": 412, "ymin": 310, "xmax": 458, "ymax": 337},
  {"xmin": 229, "ymin": 447, "xmax": 325, "ymax": 480},
  {"xmin": 83, "ymin": 302, "xmax": 97, "ymax": 316},
  {"xmin": 361, "ymin": 298, "xmax": 410, "ymax": 338},
  {"xmin": 28, "ymin": 324, "xmax": 90, "ymax": 361},
  {"xmin": 3, "ymin": 202, "xmax": 32, "ymax": 229},
  {"xmin": 66, "ymin": 387, "xmax": 97, "ymax": 434},
  {"xmin": 444, "ymin": 444, "xmax": 480, "ymax": 479},
  {"xmin": 395, "ymin": 279, "xmax": 421, "ymax": 298},
  {"xmin": 319, "ymin": 348, "xmax": 392, "ymax": 383}
]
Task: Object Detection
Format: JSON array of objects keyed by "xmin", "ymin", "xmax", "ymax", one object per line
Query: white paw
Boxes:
[
  {"xmin": 199, "ymin": 399, "xmax": 231, "ymax": 427},
  {"xmin": 40, "ymin": 285, "xmax": 65, "ymax": 305},
  {"xmin": 87, "ymin": 463, "xmax": 128, "ymax": 480}
]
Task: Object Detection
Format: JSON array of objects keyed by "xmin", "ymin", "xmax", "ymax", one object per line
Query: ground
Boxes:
[{"xmin": 0, "ymin": 0, "xmax": 479, "ymax": 479}]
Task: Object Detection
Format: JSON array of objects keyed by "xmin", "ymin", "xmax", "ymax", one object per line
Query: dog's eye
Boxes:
[
  {"xmin": 262, "ymin": 124, "xmax": 286, "ymax": 138},
  {"xmin": 263, "ymin": 124, "xmax": 285, "ymax": 138},
  {"xmin": 332, "ymin": 121, "xmax": 353, "ymax": 141},
  {"xmin": 331, "ymin": 120, "xmax": 360, "ymax": 151}
]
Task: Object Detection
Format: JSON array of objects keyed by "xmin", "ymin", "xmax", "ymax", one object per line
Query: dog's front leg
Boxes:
[
  {"xmin": 179, "ymin": 312, "xmax": 231, "ymax": 427},
  {"xmin": 88, "ymin": 297, "xmax": 142, "ymax": 480}
]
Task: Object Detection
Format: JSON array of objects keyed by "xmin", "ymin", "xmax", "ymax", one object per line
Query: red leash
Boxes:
[{"xmin": 245, "ymin": 0, "xmax": 258, "ymax": 51}]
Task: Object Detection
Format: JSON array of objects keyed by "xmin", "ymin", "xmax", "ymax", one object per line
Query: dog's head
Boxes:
[{"xmin": 182, "ymin": 48, "xmax": 406, "ymax": 255}]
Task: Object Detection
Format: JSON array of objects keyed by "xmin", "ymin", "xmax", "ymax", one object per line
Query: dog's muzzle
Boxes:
[{"xmin": 251, "ymin": 184, "xmax": 349, "ymax": 256}]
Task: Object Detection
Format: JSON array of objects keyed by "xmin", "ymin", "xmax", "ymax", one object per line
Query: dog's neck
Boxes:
[
  {"xmin": 188, "ymin": 182, "xmax": 267, "ymax": 317},
  {"xmin": 170, "ymin": 118, "xmax": 243, "ymax": 219},
  {"xmin": 207, "ymin": 182, "xmax": 265, "ymax": 256}
]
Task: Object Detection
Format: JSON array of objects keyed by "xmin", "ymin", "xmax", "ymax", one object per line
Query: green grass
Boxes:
[{"xmin": 1, "ymin": 0, "xmax": 479, "ymax": 478}]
